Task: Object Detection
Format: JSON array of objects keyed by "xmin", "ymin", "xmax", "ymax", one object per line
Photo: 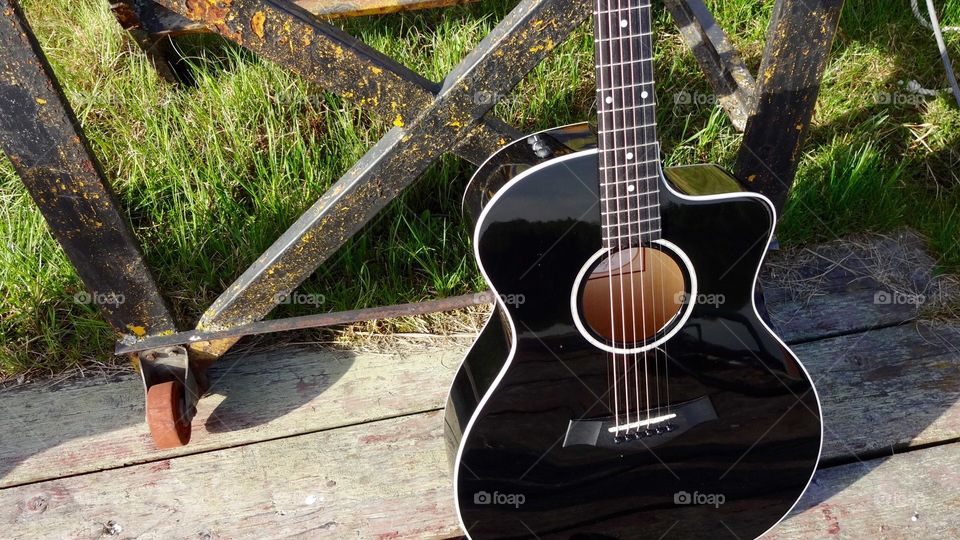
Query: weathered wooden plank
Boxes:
[
  {"xmin": 0, "ymin": 411, "xmax": 462, "ymax": 539},
  {"xmin": 3, "ymin": 372, "xmax": 959, "ymax": 539},
  {"xmin": 769, "ymin": 442, "xmax": 960, "ymax": 538},
  {"xmin": 801, "ymin": 321, "xmax": 960, "ymax": 462},
  {"xmin": 0, "ymin": 344, "xmax": 467, "ymax": 489},
  {"xmin": 5, "ymin": 319, "xmax": 959, "ymax": 494}
]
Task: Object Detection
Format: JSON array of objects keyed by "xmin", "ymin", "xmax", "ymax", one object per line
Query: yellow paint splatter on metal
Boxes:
[
  {"xmin": 393, "ymin": 114, "xmax": 405, "ymax": 127},
  {"xmin": 127, "ymin": 325, "xmax": 147, "ymax": 337},
  {"xmin": 35, "ymin": 98, "xmax": 47, "ymax": 105},
  {"xmin": 251, "ymin": 11, "xmax": 266, "ymax": 39}
]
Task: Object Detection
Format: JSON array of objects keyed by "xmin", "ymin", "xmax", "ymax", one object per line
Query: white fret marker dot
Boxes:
[
  {"xmin": 626, "ymin": 152, "xmax": 634, "ymax": 160},
  {"xmin": 620, "ymin": 20, "xmax": 628, "ymax": 28},
  {"xmin": 641, "ymin": 91, "xmax": 649, "ymax": 99},
  {"xmin": 627, "ymin": 184, "xmax": 636, "ymax": 192},
  {"xmin": 605, "ymin": 96, "xmax": 613, "ymax": 104}
]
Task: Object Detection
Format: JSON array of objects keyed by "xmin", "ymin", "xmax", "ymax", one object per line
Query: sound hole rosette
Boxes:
[{"xmin": 570, "ymin": 238, "xmax": 697, "ymax": 354}]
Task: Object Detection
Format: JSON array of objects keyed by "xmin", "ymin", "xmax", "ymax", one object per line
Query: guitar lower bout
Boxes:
[{"xmin": 445, "ymin": 123, "xmax": 822, "ymax": 540}]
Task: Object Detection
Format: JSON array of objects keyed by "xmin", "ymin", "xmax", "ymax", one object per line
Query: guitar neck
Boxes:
[{"xmin": 594, "ymin": 0, "xmax": 661, "ymax": 248}]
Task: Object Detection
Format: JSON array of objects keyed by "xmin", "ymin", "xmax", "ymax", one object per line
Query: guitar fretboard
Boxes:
[{"xmin": 595, "ymin": 0, "xmax": 661, "ymax": 248}]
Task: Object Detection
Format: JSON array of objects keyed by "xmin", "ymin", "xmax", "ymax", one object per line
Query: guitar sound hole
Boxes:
[{"xmin": 580, "ymin": 246, "xmax": 687, "ymax": 346}]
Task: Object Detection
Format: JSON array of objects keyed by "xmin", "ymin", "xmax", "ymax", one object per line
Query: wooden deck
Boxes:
[{"xmin": 2, "ymin": 228, "xmax": 959, "ymax": 538}]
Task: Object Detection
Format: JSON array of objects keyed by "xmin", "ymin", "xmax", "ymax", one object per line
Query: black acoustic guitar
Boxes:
[{"xmin": 444, "ymin": 1, "xmax": 822, "ymax": 538}]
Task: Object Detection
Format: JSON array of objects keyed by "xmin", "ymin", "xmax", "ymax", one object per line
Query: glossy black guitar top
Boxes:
[{"xmin": 444, "ymin": 124, "xmax": 822, "ymax": 539}]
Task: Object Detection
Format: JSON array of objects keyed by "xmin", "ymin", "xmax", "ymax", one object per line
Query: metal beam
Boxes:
[
  {"xmin": 144, "ymin": 0, "xmax": 588, "ymax": 359},
  {"xmin": 117, "ymin": 291, "xmax": 491, "ymax": 354},
  {"xmin": 734, "ymin": 0, "xmax": 844, "ymax": 211},
  {"xmin": 0, "ymin": 0, "xmax": 177, "ymax": 340},
  {"xmin": 664, "ymin": 0, "xmax": 757, "ymax": 131}
]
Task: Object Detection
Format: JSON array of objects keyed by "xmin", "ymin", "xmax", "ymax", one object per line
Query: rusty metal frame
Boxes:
[
  {"xmin": 1, "ymin": 0, "xmax": 843, "ymax": 375},
  {"xmin": 130, "ymin": 0, "xmax": 591, "ymax": 362}
]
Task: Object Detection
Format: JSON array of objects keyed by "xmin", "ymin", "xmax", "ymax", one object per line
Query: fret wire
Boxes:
[
  {"xmin": 594, "ymin": 34, "xmax": 653, "ymax": 43},
  {"xmin": 594, "ymin": 7, "xmax": 651, "ymax": 14},
  {"xmin": 601, "ymin": 207, "xmax": 661, "ymax": 215},
  {"xmin": 596, "ymin": 83, "xmax": 655, "ymax": 92},
  {"xmin": 600, "ymin": 181, "xmax": 661, "ymax": 189},
  {"xmin": 601, "ymin": 190, "xmax": 659, "ymax": 198},
  {"xmin": 597, "ymin": 139, "xmax": 658, "ymax": 147},
  {"xmin": 596, "ymin": 57, "xmax": 654, "ymax": 68},
  {"xmin": 595, "ymin": 122, "xmax": 657, "ymax": 130},
  {"xmin": 597, "ymin": 106, "xmax": 656, "ymax": 116},
  {"xmin": 602, "ymin": 217, "xmax": 661, "ymax": 227},
  {"xmin": 600, "ymin": 161, "xmax": 660, "ymax": 169},
  {"xmin": 600, "ymin": 146, "xmax": 660, "ymax": 154},
  {"xmin": 606, "ymin": 231, "xmax": 662, "ymax": 241}
]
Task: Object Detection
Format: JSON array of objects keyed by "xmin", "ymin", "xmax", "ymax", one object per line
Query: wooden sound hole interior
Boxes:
[{"xmin": 581, "ymin": 247, "xmax": 687, "ymax": 345}]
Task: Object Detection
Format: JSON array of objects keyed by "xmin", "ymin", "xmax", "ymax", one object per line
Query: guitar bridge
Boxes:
[{"xmin": 562, "ymin": 396, "xmax": 717, "ymax": 450}]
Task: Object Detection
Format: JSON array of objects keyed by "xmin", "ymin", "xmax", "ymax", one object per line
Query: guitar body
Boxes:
[{"xmin": 445, "ymin": 124, "xmax": 822, "ymax": 539}]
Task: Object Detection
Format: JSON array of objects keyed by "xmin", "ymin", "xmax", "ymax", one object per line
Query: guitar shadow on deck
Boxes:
[{"xmin": 756, "ymin": 228, "xmax": 960, "ymax": 518}]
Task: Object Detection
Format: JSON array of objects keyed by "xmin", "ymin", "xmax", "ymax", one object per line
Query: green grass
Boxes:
[{"xmin": 1, "ymin": 0, "xmax": 958, "ymax": 377}]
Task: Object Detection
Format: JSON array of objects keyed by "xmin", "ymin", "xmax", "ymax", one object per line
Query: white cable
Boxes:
[
  {"xmin": 911, "ymin": 0, "xmax": 960, "ymax": 32},
  {"xmin": 912, "ymin": 0, "xmax": 960, "ymax": 107}
]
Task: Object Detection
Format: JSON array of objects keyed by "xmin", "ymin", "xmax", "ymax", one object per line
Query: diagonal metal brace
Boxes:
[
  {"xmin": 147, "ymin": 0, "xmax": 590, "ymax": 358},
  {"xmin": 0, "ymin": 0, "xmax": 177, "ymax": 341}
]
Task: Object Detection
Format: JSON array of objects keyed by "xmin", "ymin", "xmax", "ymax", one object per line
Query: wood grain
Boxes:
[
  {"xmin": 0, "ymin": 346, "xmax": 467, "ymax": 489},
  {"xmin": 770, "ymin": 442, "xmax": 960, "ymax": 539},
  {"xmin": 0, "ymin": 411, "xmax": 461, "ymax": 539},
  {"xmin": 799, "ymin": 322, "xmax": 960, "ymax": 461}
]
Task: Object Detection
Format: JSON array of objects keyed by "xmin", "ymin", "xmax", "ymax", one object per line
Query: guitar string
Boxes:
[
  {"xmin": 596, "ymin": 0, "xmax": 621, "ymax": 433},
  {"xmin": 637, "ymin": 0, "xmax": 659, "ymax": 424},
  {"xmin": 641, "ymin": 0, "xmax": 671, "ymax": 421},
  {"xmin": 604, "ymin": 0, "xmax": 633, "ymax": 434},
  {"xmin": 622, "ymin": 0, "xmax": 650, "ymax": 430}
]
